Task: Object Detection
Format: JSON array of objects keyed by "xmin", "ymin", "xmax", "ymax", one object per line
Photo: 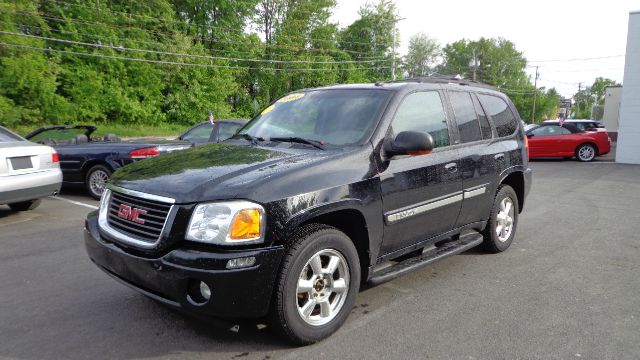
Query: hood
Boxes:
[{"xmin": 109, "ymin": 143, "xmax": 301, "ymax": 203}]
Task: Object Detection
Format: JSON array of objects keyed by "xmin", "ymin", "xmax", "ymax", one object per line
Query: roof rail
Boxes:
[{"xmin": 388, "ymin": 75, "xmax": 498, "ymax": 90}]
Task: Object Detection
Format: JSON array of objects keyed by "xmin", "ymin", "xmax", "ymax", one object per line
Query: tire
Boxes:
[
  {"xmin": 482, "ymin": 185, "xmax": 519, "ymax": 253},
  {"xmin": 8, "ymin": 199, "xmax": 42, "ymax": 211},
  {"xmin": 85, "ymin": 165, "xmax": 112, "ymax": 200},
  {"xmin": 576, "ymin": 143, "xmax": 596, "ymax": 162},
  {"xmin": 270, "ymin": 224, "xmax": 361, "ymax": 345}
]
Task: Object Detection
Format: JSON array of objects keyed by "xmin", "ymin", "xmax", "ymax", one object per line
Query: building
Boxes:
[
  {"xmin": 603, "ymin": 85, "xmax": 622, "ymax": 141},
  {"xmin": 616, "ymin": 11, "xmax": 640, "ymax": 164}
]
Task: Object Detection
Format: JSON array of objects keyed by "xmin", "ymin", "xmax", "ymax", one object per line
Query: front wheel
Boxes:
[
  {"xmin": 482, "ymin": 185, "xmax": 519, "ymax": 253},
  {"xmin": 85, "ymin": 165, "xmax": 112, "ymax": 200},
  {"xmin": 576, "ymin": 143, "xmax": 596, "ymax": 162},
  {"xmin": 8, "ymin": 199, "xmax": 42, "ymax": 211},
  {"xmin": 270, "ymin": 224, "xmax": 361, "ymax": 345}
]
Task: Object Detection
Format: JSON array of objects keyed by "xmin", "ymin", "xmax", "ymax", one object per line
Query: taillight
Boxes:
[
  {"xmin": 524, "ymin": 135, "xmax": 529, "ymax": 158},
  {"xmin": 52, "ymin": 151, "xmax": 60, "ymax": 163},
  {"xmin": 129, "ymin": 147, "xmax": 160, "ymax": 159}
]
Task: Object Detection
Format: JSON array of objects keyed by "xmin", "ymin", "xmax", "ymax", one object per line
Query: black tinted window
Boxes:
[
  {"xmin": 182, "ymin": 123, "xmax": 213, "ymax": 142},
  {"xmin": 449, "ymin": 92, "xmax": 482, "ymax": 143},
  {"xmin": 218, "ymin": 123, "xmax": 242, "ymax": 141},
  {"xmin": 392, "ymin": 91, "xmax": 449, "ymax": 148},
  {"xmin": 478, "ymin": 95, "xmax": 518, "ymax": 137},
  {"xmin": 472, "ymin": 95, "xmax": 493, "ymax": 139}
]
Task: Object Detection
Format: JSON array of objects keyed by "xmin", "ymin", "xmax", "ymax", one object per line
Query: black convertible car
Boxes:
[{"xmin": 25, "ymin": 125, "xmax": 192, "ymax": 199}]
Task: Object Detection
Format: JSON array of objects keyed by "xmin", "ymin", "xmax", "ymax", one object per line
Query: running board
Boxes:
[{"xmin": 368, "ymin": 232, "xmax": 484, "ymax": 286}]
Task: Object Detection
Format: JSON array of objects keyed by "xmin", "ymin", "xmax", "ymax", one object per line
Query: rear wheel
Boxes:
[
  {"xmin": 482, "ymin": 185, "xmax": 519, "ymax": 253},
  {"xmin": 8, "ymin": 199, "xmax": 42, "ymax": 211},
  {"xmin": 270, "ymin": 224, "xmax": 360, "ymax": 345},
  {"xmin": 576, "ymin": 143, "xmax": 596, "ymax": 162},
  {"xmin": 85, "ymin": 165, "xmax": 112, "ymax": 200}
]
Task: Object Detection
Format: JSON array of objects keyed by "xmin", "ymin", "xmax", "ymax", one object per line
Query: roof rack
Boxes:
[{"xmin": 388, "ymin": 75, "xmax": 498, "ymax": 90}]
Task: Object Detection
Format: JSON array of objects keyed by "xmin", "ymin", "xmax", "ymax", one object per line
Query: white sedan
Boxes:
[{"xmin": 0, "ymin": 125, "xmax": 62, "ymax": 211}]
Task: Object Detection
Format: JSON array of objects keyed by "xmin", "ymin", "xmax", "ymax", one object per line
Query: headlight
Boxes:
[
  {"xmin": 99, "ymin": 189, "xmax": 112, "ymax": 215},
  {"xmin": 186, "ymin": 201, "xmax": 265, "ymax": 245}
]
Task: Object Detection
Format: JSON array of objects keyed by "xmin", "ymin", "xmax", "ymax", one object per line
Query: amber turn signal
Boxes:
[{"xmin": 230, "ymin": 209, "xmax": 262, "ymax": 240}]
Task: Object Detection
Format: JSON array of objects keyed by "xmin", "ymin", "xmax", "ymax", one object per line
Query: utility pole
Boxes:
[
  {"xmin": 531, "ymin": 66, "xmax": 539, "ymax": 123},
  {"xmin": 391, "ymin": 17, "xmax": 406, "ymax": 81},
  {"xmin": 577, "ymin": 82, "xmax": 583, "ymax": 116},
  {"xmin": 471, "ymin": 48, "xmax": 479, "ymax": 82}
]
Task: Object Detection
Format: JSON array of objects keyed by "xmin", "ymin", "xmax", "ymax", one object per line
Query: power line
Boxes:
[
  {"xmin": 528, "ymin": 54, "xmax": 625, "ymax": 63},
  {"xmin": 0, "ymin": 30, "xmax": 388, "ymax": 65},
  {"xmin": 2, "ymin": 20, "xmax": 387, "ymax": 61},
  {"xmin": 41, "ymin": 0, "xmax": 385, "ymax": 47},
  {"xmin": 0, "ymin": 41, "xmax": 392, "ymax": 72},
  {"xmin": 5, "ymin": 8, "xmax": 375, "ymax": 56}
]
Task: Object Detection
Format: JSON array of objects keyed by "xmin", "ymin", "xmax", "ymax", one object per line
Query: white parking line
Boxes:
[{"xmin": 48, "ymin": 196, "xmax": 99, "ymax": 210}]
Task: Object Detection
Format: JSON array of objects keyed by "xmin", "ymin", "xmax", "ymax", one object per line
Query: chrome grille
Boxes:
[{"xmin": 106, "ymin": 190, "xmax": 172, "ymax": 244}]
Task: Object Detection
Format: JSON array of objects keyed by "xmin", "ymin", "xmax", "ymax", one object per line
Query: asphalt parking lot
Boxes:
[{"xmin": 1, "ymin": 159, "xmax": 639, "ymax": 360}]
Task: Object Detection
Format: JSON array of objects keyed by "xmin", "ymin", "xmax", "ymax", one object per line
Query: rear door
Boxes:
[
  {"xmin": 447, "ymin": 91, "xmax": 498, "ymax": 227},
  {"xmin": 379, "ymin": 91, "xmax": 462, "ymax": 256}
]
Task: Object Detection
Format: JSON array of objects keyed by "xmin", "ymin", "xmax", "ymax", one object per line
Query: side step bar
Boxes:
[{"xmin": 368, "ymin": 232, "xmax": 484, "ymax": 286}]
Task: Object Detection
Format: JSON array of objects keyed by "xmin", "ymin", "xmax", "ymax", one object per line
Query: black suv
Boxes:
[{"xmin": 84, "ymin": 78, "xmax": 532, "ymax": 345}]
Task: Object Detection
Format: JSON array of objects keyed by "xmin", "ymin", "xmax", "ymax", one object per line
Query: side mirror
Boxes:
[{"xmin": 385, "ymin": 131, "xmax": 434, "ymax": 157}]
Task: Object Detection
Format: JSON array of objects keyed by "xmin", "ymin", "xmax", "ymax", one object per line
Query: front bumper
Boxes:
[
  {"xmin": 84, "ymin": 213, "xmax": 285, "ymax": 318},
  {"xmin": 0, "ymin": 169, "xmax": 62, "ymax": 204}
]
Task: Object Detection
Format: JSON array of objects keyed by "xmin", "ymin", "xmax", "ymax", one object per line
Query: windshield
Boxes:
[
  {"xmin": 29, "ymin": 128, "xmax": 89, "ymax": 144},
  {"xmin": 524, "ymin": 124, "xmax": 538, "ymax": 132},
  {"xmin": 0, "ymin": 126, "xmax": 24, "ymax": 142},
  {"xmin": 238, "ymin": 89, "xmax": 391, "ymax": 146}
]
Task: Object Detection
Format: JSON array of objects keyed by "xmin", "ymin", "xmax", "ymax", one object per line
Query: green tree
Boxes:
[
  {"xmin": 403, "ymin": 32, "xmax": 439, "ymax": 78},
  {"xmin": 339, "ymin": 0, "xmax": 397, "ymax": 81}
]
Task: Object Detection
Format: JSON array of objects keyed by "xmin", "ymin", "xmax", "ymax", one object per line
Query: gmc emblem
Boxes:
[{"xmin": 117, "ymin": 204, "xmax": 147, "ymax": 225}]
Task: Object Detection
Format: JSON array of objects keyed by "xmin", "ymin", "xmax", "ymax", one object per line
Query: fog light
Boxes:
[
  {"xmin": 199, "ymin": 281, "xmax": 211, "ymax": 300},
  {"xmin": 226, "ymin": 256, "xmax": 256, "ymax": 269}
]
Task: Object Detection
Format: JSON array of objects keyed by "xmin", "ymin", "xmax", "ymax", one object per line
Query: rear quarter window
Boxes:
[{"xmin": 478, "ymin": 94, "xmax": 519, "ymax": 137}]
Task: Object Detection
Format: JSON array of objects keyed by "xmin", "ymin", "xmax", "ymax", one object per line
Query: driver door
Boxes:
[{"xmin": 378, "ymin": 91, "xmax": 463, "ymax": 256}]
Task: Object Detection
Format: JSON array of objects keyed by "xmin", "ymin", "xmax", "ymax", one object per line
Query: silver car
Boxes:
[{"xmin": 0, "ymin": 125, "xmax": 62, "ymax": 211}]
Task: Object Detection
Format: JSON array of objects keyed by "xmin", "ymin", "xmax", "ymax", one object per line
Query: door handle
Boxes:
[
  {"xmin": 494, "ymin": 153, "xmax": 505, "ymax": 160},
  {"xmin": 444, "ymin": 162, "xmax": 458, "ymax": 172}
]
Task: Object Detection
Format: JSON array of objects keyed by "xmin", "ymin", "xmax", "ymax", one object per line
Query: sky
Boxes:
[{"xmin": 331, "ymin": 0, "xmax": 640, "ymax": 98}]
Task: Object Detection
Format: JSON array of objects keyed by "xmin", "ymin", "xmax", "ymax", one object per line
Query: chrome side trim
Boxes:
[
  {"xmin": 98, "ymin": 189, "xmax": 173, "ymax": 249},
  {"xmin": 386, "ymin": 193, "xmax": 463, "ymax": 224},
  {"xmin": 107, "ymin": 185, "xmax": 176, "ymax": 204},
  {"xmin": 463, "ymin": 184, "xmax": 489, "ymax": 199}
]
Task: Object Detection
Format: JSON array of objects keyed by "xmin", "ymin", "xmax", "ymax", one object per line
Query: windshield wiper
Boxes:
[
  {"xmin": 269, "ymin": 137, "xmax": 326, "ymax": 150},
  {"xmin": 237, "ymin": 133, "xmax": 263, "ymax": 145}
]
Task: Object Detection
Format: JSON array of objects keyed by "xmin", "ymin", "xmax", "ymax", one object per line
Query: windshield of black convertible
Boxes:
[{"xmin": 237, "ymin": 89, "xmax": 391, "ymax": 146}]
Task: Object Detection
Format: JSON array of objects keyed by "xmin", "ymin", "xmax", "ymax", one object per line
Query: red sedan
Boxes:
[{"xmin": 525, "ymin": 122, "xmax": 611, "ymax": 162}]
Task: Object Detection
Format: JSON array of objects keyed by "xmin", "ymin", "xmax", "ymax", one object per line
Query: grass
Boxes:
[{"xmin": 12, "ymin": 123, "xmax": 185, "ymax": 139}]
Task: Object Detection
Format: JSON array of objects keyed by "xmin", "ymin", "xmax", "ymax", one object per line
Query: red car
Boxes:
[{"xmin": 525, "ymin": 122, "xmax": 611, "ymax": 162}]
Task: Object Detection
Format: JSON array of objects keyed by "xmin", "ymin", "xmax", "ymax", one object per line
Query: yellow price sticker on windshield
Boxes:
[
  {"xmin": 277, "ymin": 93, "xmax": 305, "ymax": 103},
  {"xmin": 261, "ymin": 104, "xmax": 275, "ymax": 115}
]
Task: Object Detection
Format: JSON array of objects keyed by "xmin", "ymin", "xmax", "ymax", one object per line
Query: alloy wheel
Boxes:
[{"xmin": 296, "ymin": 249, "xmax": 350, "ymax": 326}]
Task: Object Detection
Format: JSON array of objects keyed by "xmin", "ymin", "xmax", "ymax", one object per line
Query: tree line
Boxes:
[{"xmin": 0, "ymin": 0, "xmax": 566, "ymax": 129}]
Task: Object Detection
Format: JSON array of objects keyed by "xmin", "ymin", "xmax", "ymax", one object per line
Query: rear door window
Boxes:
[
  {"xmin": 449, "ymin": 91, "xmax": 482, "ymax": 143},
  {"xmin": 478, "ymin": 94, "xmax": 518, "ymax": 137},
  {"xmin": 392, "ymin": 91, "xmax": 450, "ymax": 148},
  {"xmin": 472, "ymin": 94, "xmax": 493, "ymax": 139}
]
